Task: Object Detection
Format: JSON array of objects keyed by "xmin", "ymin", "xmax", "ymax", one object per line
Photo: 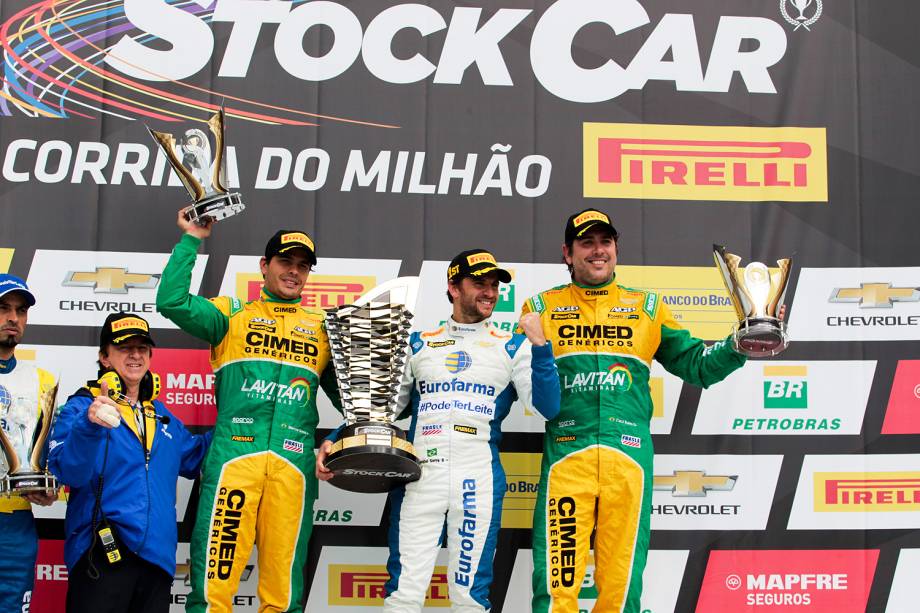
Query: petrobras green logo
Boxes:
[
  {"xmin": 495, "ymin": 282, "xmax": 516, "ymax": 313},
  {"xmin": 762, "ymin": 365, "xmax": 808, "ymax": 409},
  {"xmin": 427, "ymin": 448, "xmax": 438, "ymax": 458}
]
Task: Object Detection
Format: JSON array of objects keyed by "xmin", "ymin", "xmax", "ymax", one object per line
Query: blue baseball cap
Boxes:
[{"xmin": 0, "ymin": 274, "xmax": 36, "ymax": 306}]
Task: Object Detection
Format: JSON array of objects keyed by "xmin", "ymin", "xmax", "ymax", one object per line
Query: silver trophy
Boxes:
[
  {"xmin": 713, "ymin": 245, "xmax": 792, "ymax": 357},
  {"xmin": 324, "ymin": 277, "xmax": 421, "ymax": 493},
  {"xmin": 148, "ymin": 108, "xmax": 245, "ymax": 225},
  {"xmin": 0, "ymin": 381, "xmax": 58, "ymax": 497}
]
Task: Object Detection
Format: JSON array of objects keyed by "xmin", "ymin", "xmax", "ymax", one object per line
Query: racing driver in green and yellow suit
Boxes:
[
  {"xmin": 522, "ymin": 209, "xmax": 747, "ymax": 613},
  {"xmin": 156, "ymin": 210, "xmax": 341, "ymax": 613}
]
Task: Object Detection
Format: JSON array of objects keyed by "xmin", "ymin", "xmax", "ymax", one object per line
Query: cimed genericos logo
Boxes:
[{"xmin": 445, "ymin": 351, "xmax": 472, "ymax": 374}]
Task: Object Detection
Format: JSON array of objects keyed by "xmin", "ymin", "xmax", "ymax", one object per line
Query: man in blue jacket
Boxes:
[{"xmin": 49, "ymin": 313, "xmax": 211, "ymax": 613}]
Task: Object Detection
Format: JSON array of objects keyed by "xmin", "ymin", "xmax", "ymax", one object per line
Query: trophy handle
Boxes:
[
  {"xmin": 352, "ymin": 276, "xmax": 420, "ymax": 314},
  {"xmin": 766, "ymin": 257, "xmax": 793, "ymax": 318},
  {"xmin": 207, "ymin": 109, "xmax": 229, "ymax": 194},
  {"xmin": 148, "ymin": 128, "xmax": 206, "ymax": 201},
  {"xmin": 0, "ymin": 428, "xmax": 19, "ymax": 474},
  {"xmin": 29, "ymin": 382, "xmax": 59, "ymax": 471}
]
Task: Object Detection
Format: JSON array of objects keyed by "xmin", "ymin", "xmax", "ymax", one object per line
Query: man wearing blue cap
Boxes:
[{"xmin": 0, "ymin": 274, "xmax": 58, "ymax": 611}]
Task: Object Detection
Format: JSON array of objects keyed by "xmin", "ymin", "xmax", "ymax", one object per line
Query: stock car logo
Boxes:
[
  {"xmin": 62, "ymin": 268, "xmax": 159, "ymax": 293},
  {"xmin": 584, "ymin": 123, "xmax": 827, "ymax": 202},
  {"xmin": 829, "ymin": 283, "xmax": 920, "ymax": 308}
]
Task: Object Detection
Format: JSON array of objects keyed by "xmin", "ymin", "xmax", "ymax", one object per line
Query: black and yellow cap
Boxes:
[
  {"xmin": 564, "ymin": 209, "xmax": 619, "ymax": 244},
  {"xmin": 100, "ymin": 312, "xmax": 155, "ymax": 347},
  {"xmin": 264, "ymin": 230, "xmax": 317, "ymax": 265},
  {"xmin": 447, "ymin": 249, "xmax": 512, "ymax": 284}
]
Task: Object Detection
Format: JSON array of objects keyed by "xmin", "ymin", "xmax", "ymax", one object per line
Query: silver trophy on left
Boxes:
[
  {"xmin": 0, "ymin": 382, "xmax": 59, "ymax": 496},
  {"xmin": 148, "ymin": 108, "xmax": 245, "ymax": 225}
]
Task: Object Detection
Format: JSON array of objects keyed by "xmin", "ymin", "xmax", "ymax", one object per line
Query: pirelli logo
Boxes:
[
  {"xmin": 814, "ymin": 472, "xmax": 920, "ymax": 512},
  {"xmin": 467, "ymin": 253, "xmax": 496, "ymax": 266},
  {"xmin": 328, "ymin": 564, "xmax": 449, "ymax": 606},
  {"xmin": 238, "ymin": 273, "xmax": 375, "ymax": 308},
  {"xmin": 111, "ymin": 317, "xmax": 149, "ymax": 332},
  {"xmin": 583, "ymin": 123, "xmax": 828, "ymax": 202}
]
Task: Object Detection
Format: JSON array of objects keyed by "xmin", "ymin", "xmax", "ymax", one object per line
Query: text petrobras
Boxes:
[{"xmin": 107, "ymin": 0, "xmax": 789, "ymax": 104}]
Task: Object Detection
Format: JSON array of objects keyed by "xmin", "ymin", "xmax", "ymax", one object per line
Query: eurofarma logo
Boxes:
[{"xmin": 583, "ymin": 123, "xmax": 828, "ymax": 202}]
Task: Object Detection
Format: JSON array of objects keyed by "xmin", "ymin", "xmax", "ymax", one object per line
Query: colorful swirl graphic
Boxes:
[{"xmin": 0, "ymin": 0, "xmax": 398, "ymax": 127}]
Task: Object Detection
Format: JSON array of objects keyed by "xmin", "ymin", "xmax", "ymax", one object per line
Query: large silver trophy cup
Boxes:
[
  {"xmin": 713, "ymin": 245, "xmax": 792, "ymax": 357},
  {"xmin": 148, "ymin": 108, "xmax": 245, "ymax": 225},
  {"xmin": 0, "ymin": 381, "xmax": 58, "ymax": 496},
  {"xmin": 324, "ymin": 277, "xmax": 422, "ymax": 493}
]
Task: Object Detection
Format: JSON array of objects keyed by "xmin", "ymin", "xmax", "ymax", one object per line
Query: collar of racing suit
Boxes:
[
  {"xmin": 0, "ymin": 354, "xmax": 16, "ymax": 374},
  {"xmin": 571, "ymin": 275, "xmax": 617, "ymax": 300},
  {"xmin": 259, "ymin": 287, "xmax": 302, "ymax": 304},
  {"xmin": 446, "ymin": 316, "xmax": 491, "ymax": 339}
]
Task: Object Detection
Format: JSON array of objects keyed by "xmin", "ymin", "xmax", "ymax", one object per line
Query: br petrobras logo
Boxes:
[
  {"xmin": 694, "ymin": 361, "xmax": 874, "ymax": 435},
  {"xmin": 583, "ymin": 123, "xmax": 828, "ymax": 202},
  {"xmin": 444, "ymin": 351, "xmax": 472, "ymax": 374}
]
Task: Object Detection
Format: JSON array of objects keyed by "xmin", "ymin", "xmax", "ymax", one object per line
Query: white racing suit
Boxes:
[{"xmin": 383, "ymin": 318, "xmax": 560, "ymax": 611}]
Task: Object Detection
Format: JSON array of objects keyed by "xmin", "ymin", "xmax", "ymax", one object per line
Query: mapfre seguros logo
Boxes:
[
  {"xmin": 149, "ymin": 348, "xmax": 215, "ymax": 427},
  {"xmin": 697, "ymin": 549, "xmax": 878, "ymax": 611},
  {"xmin": 584, "ymin": 123, "xmax": 828, "ymax": 202},
  {"xmin": 25, "ymin": 250, "xmax": 207, "ymax": 328}
]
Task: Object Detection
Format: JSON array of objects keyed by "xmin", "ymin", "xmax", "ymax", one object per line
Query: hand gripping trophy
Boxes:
[
  {"xmin": 713, "ymin": 245, "xmax": 793, "ymax": 357},
  {"xmin": 148, "ymin": 108, "xmax": 245, "ymax": 225},
  {"xmin": 0, "ymin": 381, "xmax": 58, "ymax": 497},
  {"xmin": 323, "ymin": 278, "xmax": 422, "ymax": 493}
]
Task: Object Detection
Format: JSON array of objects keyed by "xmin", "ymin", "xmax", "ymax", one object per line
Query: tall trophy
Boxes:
[
  {"xmin": 148, "ymin": 108, "xmax": 245, "ymax": 225},
  {"xmin": 324, "ymin": 278, "xmax": 422, "ymax": 493},
  {"xmin": 713, "ymin": 245, "xmax": 792, "ymax": 357},
  {"xmin": 0, "ymin": 382, "xmax": 58, "ymax": 496}
]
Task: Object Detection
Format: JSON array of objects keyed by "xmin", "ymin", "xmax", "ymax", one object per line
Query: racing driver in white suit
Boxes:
[{"xmin": 318, "ymin": 249, "xmax": 560, "ymax": 611}]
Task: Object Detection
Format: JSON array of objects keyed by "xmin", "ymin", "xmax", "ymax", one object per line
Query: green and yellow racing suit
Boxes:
[
  {"xmin": 157, "ymin": 234, "xmax": 341, "ymax": 613},
  {"xmin": 521, "ymin": 278, "xmax": 744, "ymax": 613}
]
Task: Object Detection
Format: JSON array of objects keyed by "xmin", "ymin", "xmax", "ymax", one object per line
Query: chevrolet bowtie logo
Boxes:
[
  {"xmin": 63, "ymin": 268, "xmax": 160, "ymax": 293},
  {"xmin": 830, "ymin": 283, "xmax": 920, "ymax": 308},
  {"xmin": 653, "ymin": 471, "xmax": 737, "ymax": 497}
]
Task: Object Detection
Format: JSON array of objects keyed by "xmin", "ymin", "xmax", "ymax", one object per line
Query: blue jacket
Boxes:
[{"xmin": 48, "ymin": 388, "xmax": 211, "ymax": 575}]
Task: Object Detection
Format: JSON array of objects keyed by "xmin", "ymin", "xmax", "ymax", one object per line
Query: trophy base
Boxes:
[
  {"xmin": 183, "ymin": 192, "xmax": 245, "ymax": 226},
  {"xmin": 0, "ymin": 471, "xmax": 57, "ymax": 497},
  {"xmin": 734, "ymin": 318, "xmax": 789, "ymax": 358},
  {"xmin": 325, "ymin": 423, "xmax": 421, "ymax": 493}
]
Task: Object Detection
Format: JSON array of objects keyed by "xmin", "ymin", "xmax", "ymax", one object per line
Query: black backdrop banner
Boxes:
[{"xmin": 2, "ymin": 1, "xmax": 919, "ymax": 611}]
